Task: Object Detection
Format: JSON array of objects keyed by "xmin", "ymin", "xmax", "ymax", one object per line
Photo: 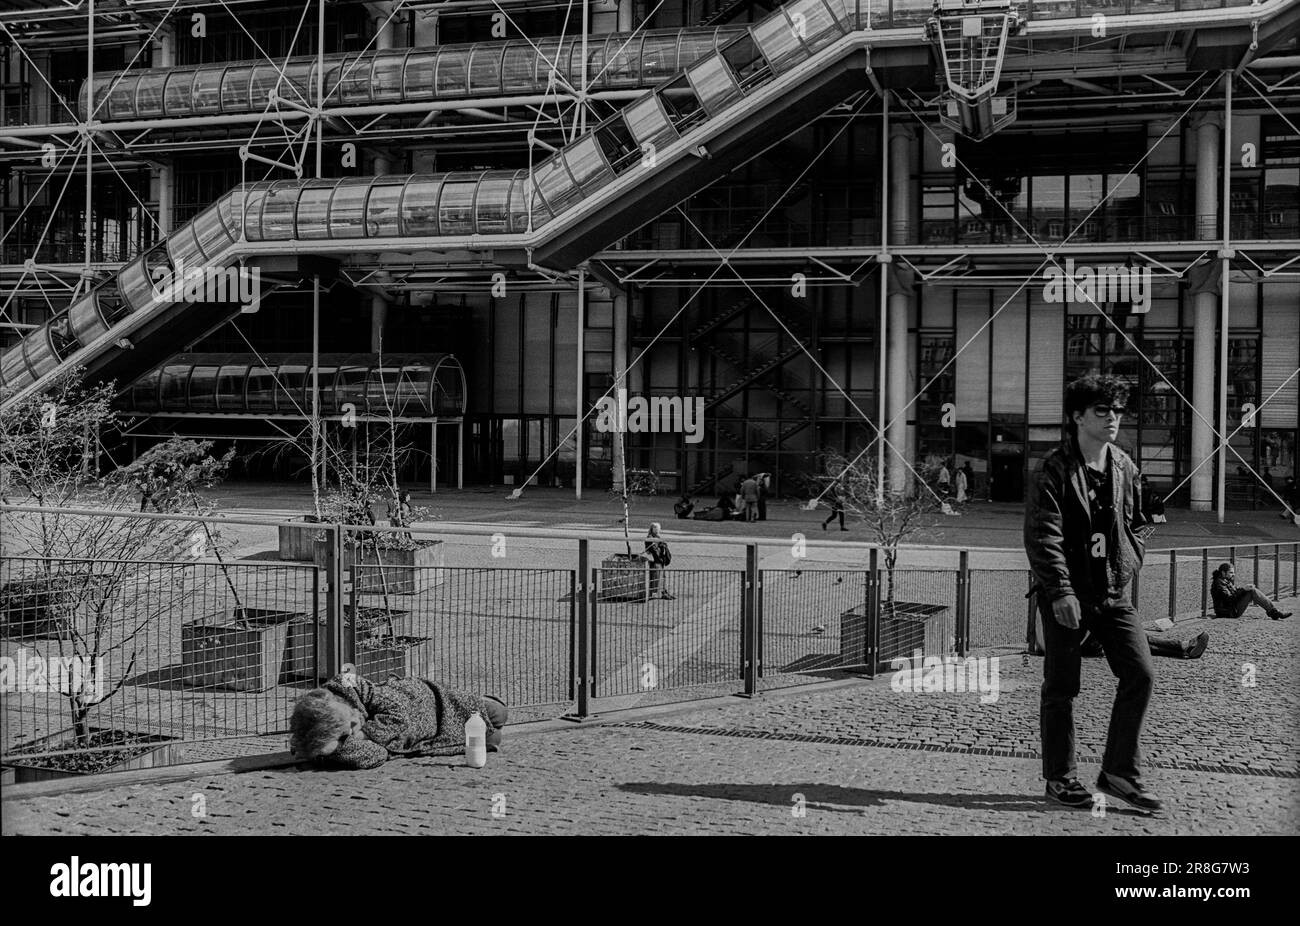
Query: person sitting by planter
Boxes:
[
  {"xmin": 289, "ymin": 671, "xmax": 508, "ymax": 770},
  {"xmin": 644, "ymin": 523, "xmax": 675, "ymax": 600},
  {"xmin": 1210, "ymin": 563, "xmax": 1292, "ymax": 620}
]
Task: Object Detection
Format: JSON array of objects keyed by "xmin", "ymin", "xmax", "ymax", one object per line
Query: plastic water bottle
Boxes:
[{"xmin": 465, "ymin": 711, "xmax": 487, "ymax": 768}]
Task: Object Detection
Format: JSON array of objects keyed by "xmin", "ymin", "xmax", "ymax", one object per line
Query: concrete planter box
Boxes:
[
  {"xmin": 2, "ymin": 728, "xmax": 181, "ymax": 783},
  {"xmin": 840, "ymin": 601, "xmax": 951, "ymax": 668},
  {"xmin": 278, "ymin": 515, "xmax": 322, "ymax": 561},
  {"xmin": 313, "ymin": 539, "xmax": 444, "ymax": 594},
  {"xmin": 597, "ymin": 553, "xmax": 650, "ymax": 603},
  {"xmin": 281, "ymin": 606, "xmax": 414, "ymax": 680},
  {"xmin": 353, "ymin": 636, "xmax": 433, "ymax": 680},
  {"xmin": 180, "ymin": 607, "xmax": 302, "ymax": 691},
  {"xmin": 0, "ymin": 574, "xmax": 111, "ymax": 640}
]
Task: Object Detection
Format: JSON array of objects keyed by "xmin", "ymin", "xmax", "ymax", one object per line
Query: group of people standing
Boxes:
[{"xmin": 936, "ymin": 460, "xmax": 977, "ymax": 504}]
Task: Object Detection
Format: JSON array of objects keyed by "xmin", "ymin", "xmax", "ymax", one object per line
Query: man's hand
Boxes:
[
  {"xmin": 1051, "ymin": 595, "xmax": 1082, "ymax": 629},
  {"xmin": 1243, "ymin": 583, "xmax": 1256, "ymax": 592}
]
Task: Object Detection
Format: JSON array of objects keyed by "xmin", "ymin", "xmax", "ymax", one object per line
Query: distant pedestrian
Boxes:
[
  {"xmin": 954, "ymin": 466, "xmax": 968, "ymax": 504},
  {"xmin": 1280, "ymin": 475, "xmax": 1297, "ymax": 520},
  {"xmin": 740, "ymin": 474, "xmax": 759, "ymax": 522},
  {"xmin": 821, "ymin": 484, "xmax": 847, "ymax": 531},
  {"xmin": 1140, "ymin": 476, "xmax": 1166, "ymax": 523},
  {"xmin": 961, "ymin": 462, "xmax": 975, "ymax": 500},
  {"xmin": 756, "ymin": 472, "xmax": 771, "ymax": 521},
  {"xmin": 1210, "ymin": 563, "xmax": 1291, "ymax": 620},
  {"xmin": 644, "ymin": 523, "xmax": 674, "ymax": 600},
  {"xmin": 937, "ymin": 461, "xmax": 951, "ymax": 497}
]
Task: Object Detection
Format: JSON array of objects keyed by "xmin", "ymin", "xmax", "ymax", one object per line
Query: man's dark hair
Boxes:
[
  {"xmin": 1063, "ymin": 373, "xmax": 1133, "ymax": 432},
  {"xmin": 1216, "ymin": 562, "xmax": 1233, "ymax": 576}
]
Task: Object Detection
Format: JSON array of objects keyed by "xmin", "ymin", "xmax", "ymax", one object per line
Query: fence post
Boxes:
[
  {"xmin": 325, "ymin": 523, "xmax": 345, "ymax": 678},
  {"xmin": 866, "ymin": 547, "xmax": 879, "ymax": 677},
  {"xmin": 956, "ymin": 550, "xmax": 970, "ymax": 657},
  {"xmin": 1168, "ymin": 549, "xmax": 1177, "ymax": 619},
  {"xmin": 1294, "ymin": 543, "xmax": 1298, "ymax": 597},
  {"xmin": 741, "ymin": 544, "xmax": 759, "ymax": 697},
  {"xmin": 1201, "ymin": 548, "xmax": 1209, "ymax": 617},
  {"xmin": 1274, "ymin": 544, "xmax": 1281, "ymax": 600},
  {"xmin": 568, "ymin": 566, "xmax": 576, "ymax": 701},
  {"xmin": 311, "ymin": 558, "xmax": 321, "ymax": 683},
  {"xmin": 571, "ymin": 538, "xmax": 592, "ymax": 719},
  {"xmin": 1254, "ymin": 545, "xmax": 1261, "ymax": 589},
  {"xmin": 1026, "ymin": 571, "xmax": 1040, "ymax": 656}
]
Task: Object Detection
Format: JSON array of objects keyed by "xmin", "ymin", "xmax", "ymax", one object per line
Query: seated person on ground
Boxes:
[
  {"xmin": 1210, "ymin": 563, "xmax": 1292, "ymax": 620},
  {"xmin": 290, "ymin": 672, "xmax": 507, "ymax": 770},
  {"xmin": 673, "ymin": 496, "xmax": 695, "ymax": 519}
]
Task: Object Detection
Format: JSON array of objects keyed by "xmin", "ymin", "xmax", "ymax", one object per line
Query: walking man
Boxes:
[{"xmin": 1025, "ymin": 373, "xmax": 1161, "ymax": 813}]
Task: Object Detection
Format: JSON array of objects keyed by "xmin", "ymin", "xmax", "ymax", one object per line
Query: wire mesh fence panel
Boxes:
[
  {"xmin": 592, "ymin": 567, "xmax": 742, "ymax": 698},
  {"xmin": 341, "ymin": 563, "xmax": 574, "ymax": 712},
  {"xmin": 1, "ymin": 556, "xmax": 318, "ymax": 772},
  {"xmin": 759, "ymin": 569, "xmax": 868, "ymax": 674},
  {"xmin": 1171, "ymin": 553, "xmax": 1210, "ymax": 619},
  {"xmin": 1135, "ymin": 557, "xmax": 1171, "ymax": 620},
  {"xmin": 881, "ymin": 568, "xmax": 958, "ymax": 663},
  {"xmin": 967, "ymin": 569, "xmax": 1032, "ymax": 649}
]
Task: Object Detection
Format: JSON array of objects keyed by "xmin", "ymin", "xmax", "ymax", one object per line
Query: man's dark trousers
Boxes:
[{"xmin": 1038, "ymin": 588, "xmax": 1155, "ymax": 782}]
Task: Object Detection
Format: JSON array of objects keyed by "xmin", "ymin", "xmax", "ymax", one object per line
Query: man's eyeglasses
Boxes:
[{"xmin": 1090, "ymin": 405, "xmax": 1126, "ymax": 419}]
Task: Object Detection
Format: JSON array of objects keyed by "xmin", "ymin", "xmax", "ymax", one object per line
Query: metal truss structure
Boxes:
[{"xmin": 1, "ymin": 0, "xmax": 1298, "ymax": 517}]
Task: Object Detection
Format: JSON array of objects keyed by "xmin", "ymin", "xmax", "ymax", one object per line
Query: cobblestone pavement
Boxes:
[{"xmin": 5, "ymin": 613, "xmax": 1296, "ymax": 836}]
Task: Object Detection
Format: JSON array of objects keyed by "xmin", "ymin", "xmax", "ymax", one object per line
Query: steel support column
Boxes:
[{"xmin": 1190, "ymin": 112, "xmax": 1222, "ymax": 512}]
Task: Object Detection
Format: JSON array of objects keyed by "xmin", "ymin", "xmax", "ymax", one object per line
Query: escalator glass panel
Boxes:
[
  {"xmin": 785, "ymin": 0, "xmax": 847, "ymax": 53},
  {"xmin": 246, "ymin": 365, "xmax": 276, "ymax": 411},
  {"xmin": 372, "ymin": 51, "xmax": 407, "ymax": 101},
  {"xmin": 751, "ymin": 12, "xmax": 808, "ymax": 73},
  {"xmin": 129, "ymin": 374, "xmax": 159, "ymax": 413},
  {"xmin": 163, "ymin": 71, "xmax": 195, "ymax": 115},
  {"xmin": 570, "ymin": 38, "xmax": 607, "ymax": 90},
  {"xmin": 641, "ymin": 34, "xmax": 679, "ymax": 82},
  {"xmin": 71, "ymin": 291, "xmax": 110, "ymax": 344},
  {"xmin": 501, "ymin": 44, "xmax": 537, "ymax": 92},
  {"xmin": 506, "ymin": 172, "xmax": 531, "ymax": 233},
  {"xmin": 435, "ymin": 48, "xmax": 469, "ymax": 96},
  {"xmin": 296, "ymin": 183, "xmax": 334, "ymax": 239},
  {"xmin": 93, "ymin": 279, "xmax": 128, "ymax": 325},
  {"xmin": 467, "ymin": 44, "xmax": 504, "ymax": 95},
  {"xmin": 280, "ymin": 61, "xmax": 314, "ymax": 105},
  {"xmin": 22, "ymin": 330, "xmax": 58, "ymax": 379},
  {"xmin": 365, "ymin": 180, "xmax": 404, "ymax": 237},
  {"xmin": 401, "ymin": 177, "xmax": 443, "ymax": 236},
  {"xmin": 188, "ymin": 363, "xmax": 220, "ymax": 411},
  {"xmin": 192, "ymin": 68, "xmax": 222, "ymax": 113},
  {"xmin": 686, "ymin": 55, "xmax": 742, "ymax": 115},
  {"xmin": 242, "ymin": 186, "xmax": 269, "ymax": 241},
  {"xmin": 159, "ymin": 363, "xmax": 191, "ymax": 411},
  {"xmin": 474, "ymin": 174, "xmax": 513, "ymax": 234},
  {"xmin": 437, "ymin": 178, "xmax": 478, "ymax": 236},
  {"xmin": 534, "ymin": 40, "xmax": 562, "ymax": 87},
  {"xmin": 658, "ymin": 75, "xmax": 705, "ymax": 133},
  {"xmin": 249, "ymin": 65, "xmax": 278, "ymax": 108},
  {"xmin": 48, "ymin": 313, "xmax": 79, "ymax": 359},
  {"xmin": 135, "ymin": 72, "xmax": 166, "ymax": 116},
  {"xmin": 623, "ymin": 95, "xmax": 678, "ymax": 152},
  {"xmin": 404, "ymin": 51, "xmax": 437, "ymax": 99},
  {"xmin": 260, "ymin": 182, "xmax": 300, "ymax": 240},
  {"xmin": 215, "ymin": 364, "xmax": 247, "ymax": 411},
  {"xmin": 328, "ymin": 180, "xmax": 370, "ymax": 238},
  {"xmin": 563, "ymin": 137, "xmax": 614, "ymax": 195},
  {"xmin": 106, "ymin": 73, "xmax": 139, "ymax": 119},
  {"xmin": 122, "ymin": 252, "xmax": 165, "ymax": 310},
  {"xmin": 533, "ymin": 156, "xmax": 580, "ymax": 216},
  {"xmin": 274, "ymin": 363, "xmax": 307, "ymax": 413},
  {"xmin": 721, "ymin": 31, "xmax": 772, "ymax": 88},
  {"xmin": 221, "ymin": 66, "xmax": 253, "ymax": 111},
  {"xmin": 340, "ymin": 56, "xmax": 374, "ymax": 103},
  {"xmin": 193, "ymin": 203, "xmax": 233, "ymax": 261},
  {"xmin": 605, "ymin": 35, "xmax": 639, "ymax": 86}
]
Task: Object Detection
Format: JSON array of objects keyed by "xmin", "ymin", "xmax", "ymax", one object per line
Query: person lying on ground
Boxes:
[
  {"xmin": 1081, "ymin": 630, "xmax": 1210, "ymax": 660},
  {"xmin": 289, "ymin": 671, "xmax": 507, "ymax": 770},
  {"xmin": 1210, "ymin": 563, "xmax": 1292, "ymax": 620}
]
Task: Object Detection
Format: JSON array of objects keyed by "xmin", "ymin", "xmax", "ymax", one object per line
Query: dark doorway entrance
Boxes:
[{"xmin": 990, "ymin": 450, "xmax": 1025, "ymax": 502}]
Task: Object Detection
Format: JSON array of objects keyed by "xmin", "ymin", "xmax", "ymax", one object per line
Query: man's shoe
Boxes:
[
  {"xmin": 1096, "ymin": 773, "xmax": 1163, "ymax": 813},
  {"xmin": 1183, "ymin": 631, "xmax": 1210, "ymax": 659},
  {"xmin": 1269, "ymin": 609, "xmax": 1292, "ymax": 620},
  {"xmin": 1045, "ymin": 778, "xmax": 1094, "ymax": 809}
]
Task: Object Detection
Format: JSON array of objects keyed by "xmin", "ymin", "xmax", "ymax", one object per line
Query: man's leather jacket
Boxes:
[
  {"xmin": 1024, "ymin": 434, "xmax": 1149, "ymax": 604},
  {"xmin": 1210, "ymin": 573, "xmax": 1238, "ymax": 618}
]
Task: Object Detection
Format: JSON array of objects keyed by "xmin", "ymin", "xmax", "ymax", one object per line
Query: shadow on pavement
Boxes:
[{"xmin": 617, "ymin": 781, "xmax": 1146, "ymax": 816}]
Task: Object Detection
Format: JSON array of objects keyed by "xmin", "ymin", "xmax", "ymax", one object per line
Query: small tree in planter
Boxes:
[
  {"xmin": 823, "ymin": 452, "xmax": 948, "ymax": 666},
  {"xmin": 598, "ymin": 443, "xmax": 660, "ymax": 602},
  {"xmin": 0, "ymin": 375, "xmax": 228, "ymax": 775}
]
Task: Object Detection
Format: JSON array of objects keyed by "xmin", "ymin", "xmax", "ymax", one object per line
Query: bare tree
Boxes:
[{"xmin": 823, "ymin": 451, "xmax": 942, "ymax": 611}]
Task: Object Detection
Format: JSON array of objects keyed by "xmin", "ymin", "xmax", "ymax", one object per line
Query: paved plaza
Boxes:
[{"xmin": 5, "ymin": 597, "xmax": 1296, "ymax": 836}]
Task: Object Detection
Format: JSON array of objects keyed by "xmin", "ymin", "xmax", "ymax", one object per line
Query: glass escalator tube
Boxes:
[
  {"xmin": 295, "ymin": 179, "xmax": 336, "ymax": 240},
  {"xmin": 259, "ymin": 180, "xmax": 303, "ymax": 241},
  {"xmin": 68, "ymin": 286, "xmax": 112, "ymax": 348},
  {"xmin": 240, "ymin": 181, "xmax": 274, "ymax": 242},
  {"xmin": 340, "ymin": 54, "xmax": 375, "ymax": 104},
  {"xmin": 163, "ymin": 69, "xmax": 197, "ymax": 116},
  {"xmin": 504, "ymin": 170, "xmax": 531, "ymax": 235},
  {"xmin": 192, "ymin": 66, "xmax": 223, "ymax": 114},
  {"xmin": 400, "ymin": 176, "xmax": 446, "ymax": 237},
  {"xmin": 474, "ymin": 171, "xmax": 514, "ymax": 235},
  {"xmin": 685, "ymin": 53, "xmax": 742, "ymax": 115},
  {"xmin": 371, "ymin": 50, "xmax": 408, "ymax": 103},
  {"xmin": 366, "ymin": 176, "xmax": 406, "ymax": 237},
  {"xmin": 134, "ymin": 70, "xmax": 166, "ymax": 118},
  {"xmin": 20, "ymin": 327, "xmax": 60, "ymax": 383},
  {"xmin": 749, "ymin": 7, "xmax": 814, "ymax": 75},
  {"xmin": 436, "ymin": 173, "xmax": 480, "ymax": 237},
  {"xmin": 327, "ymin": 177, "xmax": 372, "ymax": 239},
  {"xmin": 468, "ymin": 42, "xmax": 507, "ymax": 97}
]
